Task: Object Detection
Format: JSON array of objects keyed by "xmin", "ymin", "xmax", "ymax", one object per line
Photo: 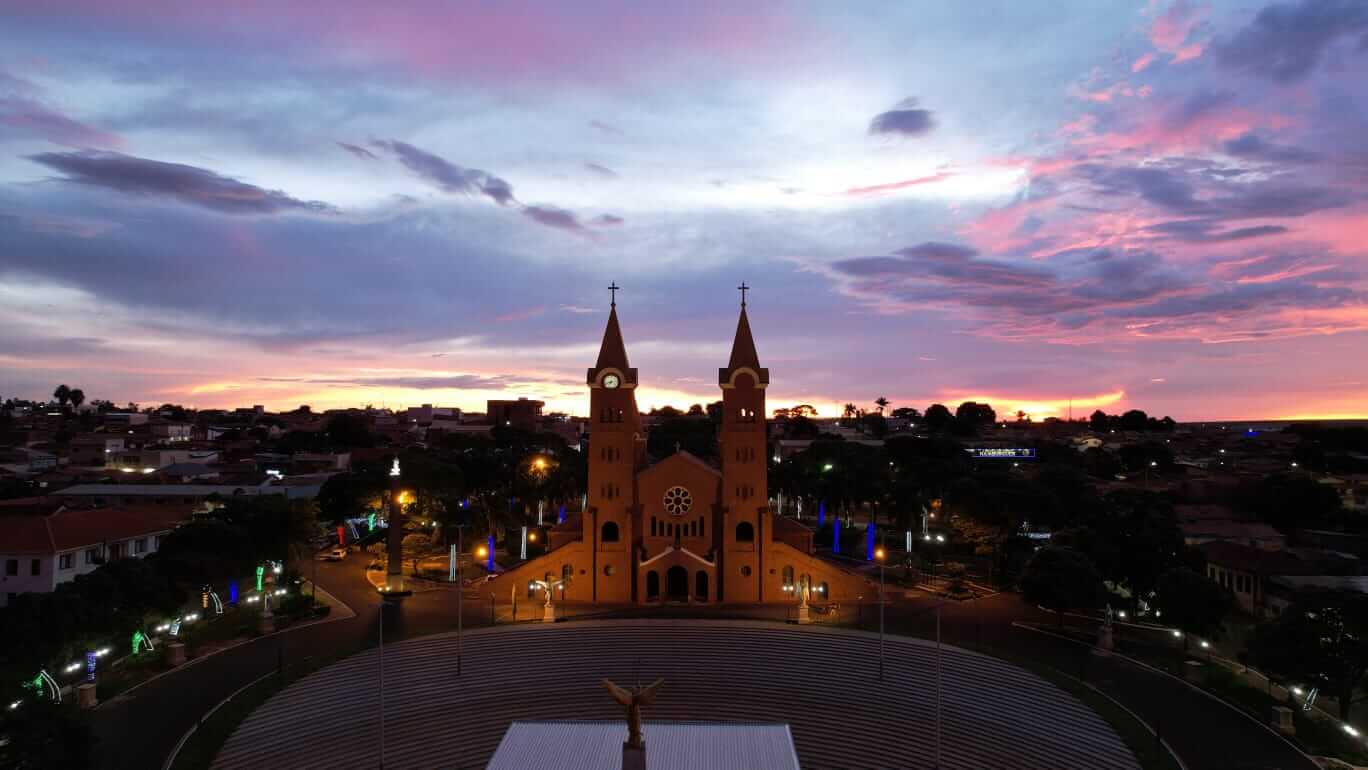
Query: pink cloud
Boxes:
[
  {"xmin": 1150, "ymin": 0, "xmax": 1205, "ymax": 54},
  {"xmin": 1172, "ymin": 42, "xmax": 1204, "ymax": 63},
  {"xmin": 7, "ymin": 1, "xmax": 795, "ymax": 85},
  {"xmin": 843, "ymin": 171, "xmax": 953, "ymax": 197},
  {"xmin": 1132, "ymin": 52, "xmax": 1157, "ymax": 73}
]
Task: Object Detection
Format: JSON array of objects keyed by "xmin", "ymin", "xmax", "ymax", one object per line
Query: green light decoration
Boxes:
[
  {"xmin": 131, "ymin": 629, "xmax": 155, "ymax": 655},
  {"xmin": 256, "ymin": 565, "xmax": 265, "ymax": 592},
  {"xmin": 368, "ymin": 512, "xmax": 377, "ymax": 531}
]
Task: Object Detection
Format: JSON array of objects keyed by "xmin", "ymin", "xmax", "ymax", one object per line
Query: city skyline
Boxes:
[{"xmin": 3, "ymin": 1, "xmax": 1368, "ymax": 420}]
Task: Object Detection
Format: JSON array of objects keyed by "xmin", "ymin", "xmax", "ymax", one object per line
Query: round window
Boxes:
[
  {"xmin": 604, "ymin": 565, "xmax": 616, "ymax": 576},
  {"xmin": 662, "ymin": 486, "xmax": 693, "ymax": 517}
]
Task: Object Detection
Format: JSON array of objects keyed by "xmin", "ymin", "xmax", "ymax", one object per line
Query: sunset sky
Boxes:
[{"xmin": 2, "ymin": 1, "xmax": 1367, "ymax": 420}]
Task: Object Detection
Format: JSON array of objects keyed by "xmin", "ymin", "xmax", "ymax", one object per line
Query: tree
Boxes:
[
  {"xmin": 0, "ymin": 697, "xmax": 94, "ymax": 769},
  {"xmin": 1090, "ymin": 410, "xmax": 1110, "ymax": 432},
  {"xmin": 890, "ymin": 407, "xmax": 920, "ymax": 421},
  {"xmin": 686, "ymin": 403, "xmax": 705, "ymax": 417},
  {"xmin": 859, "ymin": 413, "xmax": 888, "ymax": 438},
  {"xmin": 53, "ymin": 384, "xmax": 70, "ymax": 406},
  {"xmin": 955, "ymin": 401, "xmax": 996, "ymax": 427},
  {"xmin": 1251, "ymin": 589, "xmax": 1368, "ymax": 720},
  {"xmin": 1020, "ymin": 546, "xmax": 1103, "ymax": 628},
  {"xmin": 1153, "ymin": 567, "xmax": 1232, "ymax": 652},
  {"xmin": 1119, "ymin": 409, "xmax": 1150, "ymax": 432},
  {"xmin": 68, "ymin": 388, "xmax": 85, "ymax": 409},
  {"xmin": 924, "ymin": 404, "xmax": 953, "ymax": 432},
  {"xmin": 647, "ymin": 417, "xmax": 717, "ymax": 460},
  {"xmin": 842, "ymin": 403, "xmax": 859, "ymax": 421},
  {"xmin": 874, "ymin": 397, "xmax": 889, "ymax": 415},
  {"xmin": 324, "ymin": 413, "xmax": 375, "ymax": 449}
]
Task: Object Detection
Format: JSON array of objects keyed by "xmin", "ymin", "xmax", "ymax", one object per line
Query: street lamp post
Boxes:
[
  {"xmin": 457, "ymin": 525, "xmax": 464, "ymax": 676},
  {"xmin": 378, "ymin": 597, "xmax": 386, "ymax": 770},
  {"xmin": 935, "ymin": 598, "xmax": 943, "ymax": 770},
  {"xmin": 876, "ymin": 547, "xmax": 886, "ymax": 680}
]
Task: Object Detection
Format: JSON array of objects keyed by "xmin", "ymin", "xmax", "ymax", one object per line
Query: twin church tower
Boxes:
[{"xmin": 491, "ymin": 285, "xmax": 866, "ymax": 606}]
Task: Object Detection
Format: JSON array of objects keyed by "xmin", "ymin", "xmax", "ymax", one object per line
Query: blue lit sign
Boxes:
[{"xmin": 968, "ymin": 448, "xmax": 1037, "ymax": 459}]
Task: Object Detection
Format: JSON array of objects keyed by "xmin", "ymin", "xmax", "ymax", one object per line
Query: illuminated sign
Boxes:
[
  {"xmin": 968, "ymin": 448, "xmax": 1037, "ymax": 459},
  {"xmin": 85, "ymin": 652, "xmax": 97, "ymax": 682}
]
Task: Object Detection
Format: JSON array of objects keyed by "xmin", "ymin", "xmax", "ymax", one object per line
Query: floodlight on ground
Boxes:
[
  {"xmin": 476, "ymin": 545, "xmax": 489, "ymax": 558},
  {"xmin": 1200, "ymin": 640, "xmax": 1209, "ymax": 649},
  {"xmin": 1345, "ymin": 725, "xmax": 1360, "ymax": 737},
  {"xmin": 1171, "ymin": 629, "xmax": 1181, "ymax": 638},
  {"xmin": 875, "ymin": 547, "xmax": 886, "ymax": 561},
  {"xmin": 822, "ymin": 463, "xmax": 834, "ymax": 472}
]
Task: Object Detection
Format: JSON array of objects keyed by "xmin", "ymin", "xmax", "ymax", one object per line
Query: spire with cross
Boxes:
[
  {"xmin": 608, "ymin": 281, "xmax": 620, "ymax": 308},
  {"xmin": 737, "ymin": 281, "xmax": 749, "ymax": 308}
]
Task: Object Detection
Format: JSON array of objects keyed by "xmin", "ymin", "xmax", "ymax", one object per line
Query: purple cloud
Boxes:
[
  {"xmin": 585, "ymin": 162, "xmax": 618, "ymax": 178},
  {"xmin": 27, "ymin": 151, "xmax": 334, "ymax": 214},
  {"xmin": 372, "ymin": 139, "xmax": 516, "ymax": 205},
  {"xmin": 590, "ymin": 214, "xmax": 624, "ymax": 227},
  {"xmin": 868, "ymin": 98, "xmax": 935, "ymax": 138},
  {"xmin": 1215, "ymin": 0, "xmax": 1368, "ymax": 82},
  {"xmin": 258, "ymin": 374, "xmax": 520, "ymax": 390},
  {"xmin": 1146, "ymin": 219, "xmax": 1290, "ymax": 242},
  {"xmin": 337, "ymin": 141, "xmax": 377, "ymax": 160},
  {"xmin": 589, "ymin": 120, "xmax": 623, "ymax": 136},
  {"xmin": 0, "ymin": 71, "xmax": 122, "ymax": 148},
  {"xmin": 1223, "ymin": 132, "xmax": 1319, "ymax": 164},
  {"xmin": 521, "ymin": 205, "xmax": 586, "ymax": 233}
]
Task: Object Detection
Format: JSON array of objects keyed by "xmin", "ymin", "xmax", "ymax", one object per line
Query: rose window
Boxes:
[{"xmin": 662, "ymin": 486, "xmax": 692, "ymax": 517}]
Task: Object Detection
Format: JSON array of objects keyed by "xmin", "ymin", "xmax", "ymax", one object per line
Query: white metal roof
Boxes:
[{"xmin": 486, "ymin": 721, "xmax": 800, "ymax": 770}]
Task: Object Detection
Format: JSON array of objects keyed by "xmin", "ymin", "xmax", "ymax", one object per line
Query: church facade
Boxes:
[{"xmin": 489, "ymin": 296, "xmax": 872, "ymax": 606}]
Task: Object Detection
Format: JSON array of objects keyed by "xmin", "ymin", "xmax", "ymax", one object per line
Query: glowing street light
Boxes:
[
  {"xmin": 822, "ymin": 463, "xmax": 834, "ymax": 472},
  {"xmin": 875, "ymin": 546, "xmax": 887, "ymax": 680},
  {"xmin": 476, "ymin": 545, "xmax": 489, "ymax": 559}
]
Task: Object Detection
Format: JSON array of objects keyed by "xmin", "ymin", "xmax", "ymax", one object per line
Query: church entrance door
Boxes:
[{"xmin": 665, "ymin": 566, "xmax": 689, "ymax": 602}]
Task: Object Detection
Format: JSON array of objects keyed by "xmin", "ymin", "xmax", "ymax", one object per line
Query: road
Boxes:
[{"xmin": 89, "ymin": 562, "xmax": 1315, "ymax": 770}]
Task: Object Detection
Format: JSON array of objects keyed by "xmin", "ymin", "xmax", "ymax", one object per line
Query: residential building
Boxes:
[
  {"xmin": 0, "ymin": 504, "xmax": 193, "ymax": 607},
  {"xmin": 487, "ymin": 398, "xmax": 544, "ymax": 432},
  {"xmin": 68, "ymin": 434, "xmax": 127, "ymax": 467}
]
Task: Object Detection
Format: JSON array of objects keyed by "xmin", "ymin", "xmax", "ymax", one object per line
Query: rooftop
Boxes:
[
  {"xmin": 487, "ymin": 721, "xmax": 800, "ymax": 770},
  {"xmin": 3, "ymin": 503, "xmax": 194, "ymax": 554}
]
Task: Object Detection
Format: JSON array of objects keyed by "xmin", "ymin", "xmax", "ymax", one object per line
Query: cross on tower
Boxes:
[
  {"xmin": 608, "ymin": 282, "xmax": 620, "ymax": 307},
  {"xmin": 737, "ymin": 281, "xmax": 750, "ymax": 308}
]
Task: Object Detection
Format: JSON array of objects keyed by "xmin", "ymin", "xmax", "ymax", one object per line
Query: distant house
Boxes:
[
  {"xmin": 68, "ymin": 434, "xmax": 126, "ymax": 467},
  {"xmin": 487, "ymin": 398, "xmax": 544, "ymax": 432},
  {"xmin": 0, "ymin": 503, "xmax": 194, "ymax": 607},
  {"xmin": 1176, "ymin": 505, "xmax": 1285, "ymax": 550},
  {"xmin": 1200, "ymin": 541, "xmax": 1355, "ymax": 618},
  {"xmin": 51, "ymin": 483, "xmax": 291, "ymax": 507}
]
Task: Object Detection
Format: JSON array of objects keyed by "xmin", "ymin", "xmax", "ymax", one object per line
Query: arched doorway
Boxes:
[
  {"xmin": 695, "ymin": 571, "xmax": 709, "ymax": 602},
  {"xmin": 666, "ymin": 566, "xmax": 689, "ymax": 602},
  {"xmin": 646, "ymin": 570, "xmax": 660, "ymax": 601}
]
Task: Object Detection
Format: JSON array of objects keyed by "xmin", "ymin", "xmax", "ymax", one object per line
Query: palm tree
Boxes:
[
  {"xmin": 842, "ymin": 403, "xmax": 858, "ymax": 420},
  {"xmin": 874, "ymin": 397, "xmax": 889, "ymax": 415},
  {"xmin": 53, "ymin": 384, "xmax": 70, "ymax": 406},
  {"xmin": 68, "ymin": 389, "xmax": 85, "ymax": 410}
]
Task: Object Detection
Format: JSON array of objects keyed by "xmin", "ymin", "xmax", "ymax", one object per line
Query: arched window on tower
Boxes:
[
  {"xmin": 601, "ymin": 521, "xmax": 620, "ymax": 543},
  {"xmin": 735, "ymin": 521, "xmax": 755, "ymax": 542}
]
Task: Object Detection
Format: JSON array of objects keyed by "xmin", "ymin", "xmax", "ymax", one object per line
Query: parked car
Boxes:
[{"xmin": 321, "ymin": 547, "xmax": 348, "ymax": 561}]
